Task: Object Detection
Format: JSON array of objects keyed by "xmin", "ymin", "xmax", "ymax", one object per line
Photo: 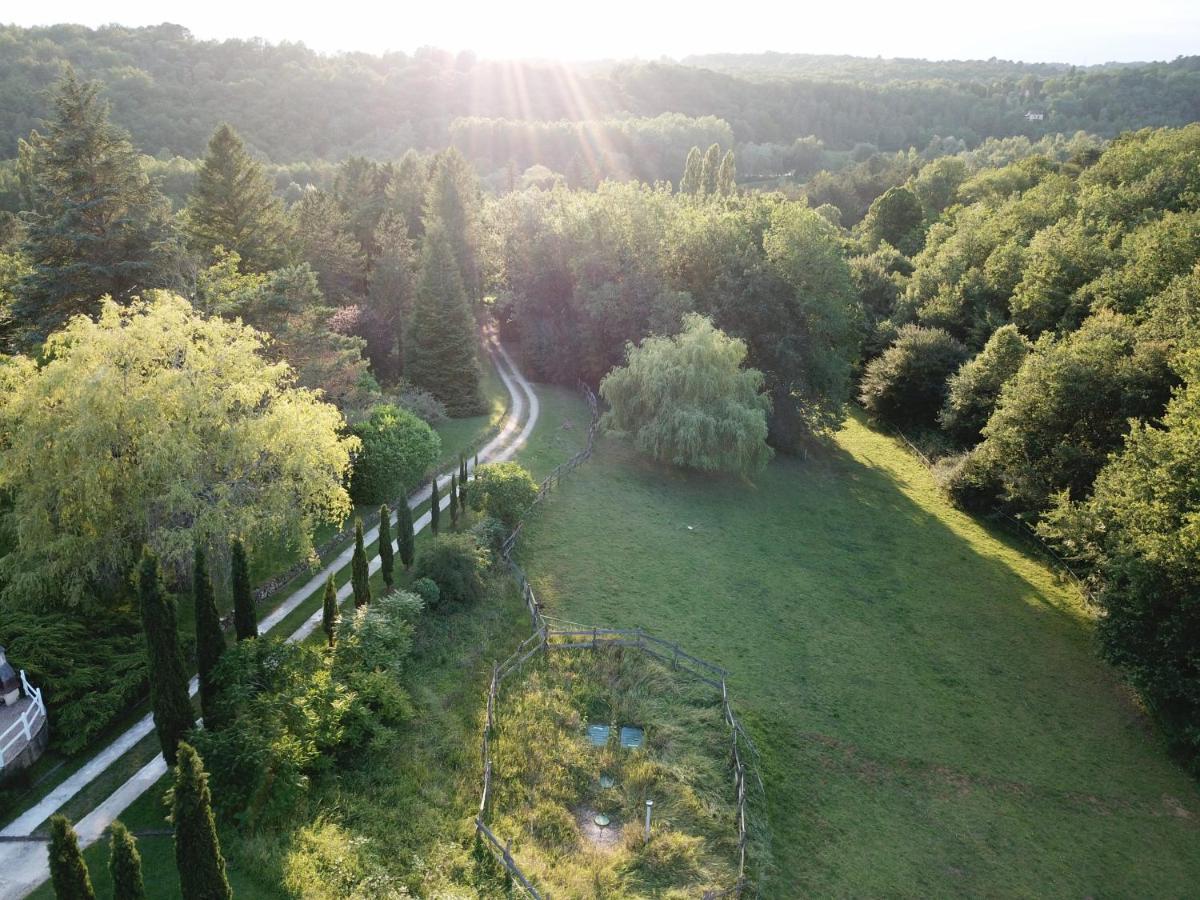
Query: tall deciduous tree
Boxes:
[
  {"xmin": 716, "ymin": 150, "xmax": 737, "ymax": 197},
  {"xmin": 378, "ymin": 505, "xmax": 395, "ymax": 587},
  {"xmin": 230, "ymin": 538, "xmax": 256, "ymax": 641},
  {"xmin": 680, "ymin": 147, "xmax": 703, "ymax": 195},
  {"xmin": 352, "ymin": 519, "xmax": 371, "ymax": 608},
  {"xmin": 13, "ymin": 70, "xmax": 174, "ymax": 342},
  {"xmin": 397, "ymin": 499, "xmax": 415, "ymax": 569},
  {"xmin": 322, "ymin": 575, "xmax": 338, "ymax": 646},
  {"xmin": 0, "ymin": 294, "xmax": 358, "ymax": 608},
  {"xmin": 193, "ymin": 547, "xmax": 226, "ymax": 729},
  {"xmin": 171, "ymin": 742, "xmax": 232, "ymax": 900},
  {"xmin": 108, "ymin": 820, "xmax": 146, "ymax": 900},
  {"xmin": 48, "ymin": 815, "xmax": 95, "ymax": 900},
  {"xmin": 406, "ymin": 220, "xmax": 482, "ymax": 415},
  {"xmin": 186, "ymin": 124, "xmax": 289, "ymax": 272},
  {"xmin": 699, "ymin": 143, "xmax": 722, "ymax": 196},
  {"xmin": 138, "ymin": 549, "xmax": 193, "ymax": 766}
]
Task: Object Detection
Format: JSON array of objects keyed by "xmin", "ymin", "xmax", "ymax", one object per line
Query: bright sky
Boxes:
[{"xmin": 6, "ymin": 0, "xmax": 1200, "ymax": 64}]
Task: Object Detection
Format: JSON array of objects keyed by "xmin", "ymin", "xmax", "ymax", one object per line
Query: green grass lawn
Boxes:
[{"xmin": 516, "ymin": 411, "xmax": 1200, "ymax": 897}]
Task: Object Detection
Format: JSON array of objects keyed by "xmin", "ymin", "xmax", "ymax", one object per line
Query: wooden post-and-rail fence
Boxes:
[{"xmin": 474, "ymin": 382, "xmax": 761, "ymax": 898}]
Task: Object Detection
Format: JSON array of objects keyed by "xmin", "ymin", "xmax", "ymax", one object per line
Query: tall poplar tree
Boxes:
[
  {"xmin": 230, "ymin": 538, "xmax": 257, "ymax": 641},
  {"xmin": 186, "ymin": 124, "xmax": 289, "ymax": 272},
  {"xmin": 406, "ymin": 220, "xmax": 482, "ymax": 415},
  {"xmin": 716, "ymin": 150, "xmax": 737, "ymax": 197},
  {"xmin": 397, "ymin": 499, "xmax": 415, "ymax": 569},
  {"xmin": 700, "ymin": 143, "xmax": 722, "ymax": 196},
  {"xmin": 138, "ymin": 549, "xmax": 193, "ymax": 766},
  {"xmin": 171, "ymin": 742, "xmax": 232, "ymax": 900},
  {"xmin": 351, "ymin": 518, "xmax": 371, "ymax": 607},
  {"xmin": 108, "ymin": 820, "xmax": 146, "ymax": 900},
  {"xmin": 378, "ymin": 504, "xmax": 395, "ymax": 587},
  {"xmin": 48, "ymin": 815, "xmax": 95, "ymax": 900},
  {"xmin": 14, "ymin": 69, "xmax": 174, "ymax": 342},
  {"xmin": 192, "ymin": 547, "xmax": 226, "ymax": 730},
  {"xmin": 680, "ymin": 146, "xmax": 703, "ymax": 195},
  {"xmin": 321, "ymin": 575, "xmax": 338, "ymax": 646}
]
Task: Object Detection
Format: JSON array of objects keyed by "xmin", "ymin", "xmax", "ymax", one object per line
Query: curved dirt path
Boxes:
[{"xmin": 0, "ymin": 332, "xmax": 540, "ymax": 898}]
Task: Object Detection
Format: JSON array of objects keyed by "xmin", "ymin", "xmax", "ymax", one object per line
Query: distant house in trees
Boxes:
[{"xmin": 1024, "ymin": 111, "xmax": 1045, "ymax": 121}]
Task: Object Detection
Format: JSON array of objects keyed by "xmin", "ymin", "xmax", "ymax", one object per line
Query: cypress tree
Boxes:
[
  {"xmin": 321, "ymin": 575, "xmax": 339, "ymax": 647},
  {"xmin": 429, "ymin": 476, "xmax": 440, "ymax": 536},
  {"xmin": 397, "ymin": 499, "xmax": 415, "ymax": 570},
  {"xmin": 108, "ymin": 820, "xmax": 145, "ymax": 900},
  {"xmin": 48, "ymin": 814, "xmax": 95, "ymax": 900},
  {"xmin": 171, "ymin": 742, "xmax": 232, "ymax": 900},
  {"xmin": 186, "ymin": 123, "xmax": 288, "ymax": 271},
  {"xmin": 192, "ymin": 547, "xmax": 226, "ymax": 731},
  {"xmin": 14, "ymin": 69, "xmax": 174, "ymax": 342},
  {"xmin": 459, "ymin": 455, "xmax": 469, "ymax": 508},
  {"xmin": 352, "ymin": 519, "xmax": 371, "ymax": 608},
  {"xmin": 716, "ymin": 150, "xmax": 737, "ymax": 197},
  {"xmin": 138, "ymin": 549, "xmax": 194, "ymax": 766},
  {"xmin": 405, "ymin": 219, "xmax": 483, "ymax": 416},
  {"xmin": 680, "ymin": 146, "xmax": 703, "ymax": 195},
  {"xmin": 450, "ymin": 472, "xmax": 459, "ymax": 528},
  {"xmin": 230, "ymin": 538, "xmax": 257, "ymax": 641},
  {"xmin": 378, "ymin": 504, "xmax": 395, "ymax": 587},
  {"xmin": 700, "ymin": 143, "xmax": 722, "ymax": 196}
]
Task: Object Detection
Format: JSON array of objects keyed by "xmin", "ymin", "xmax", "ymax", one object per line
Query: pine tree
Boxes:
[
  {"xmin": 108, "ymin": 820, "xmax": 146, "ymax": 900},
  {"xmin": 429, "ymin": 476, "xmax": 441, "ymax": 536},
  {"xmin": 138, "ymin": 549, "xmax": 194, "ymax": 766},
  {"xmin": 700, "ymin": 143, "xmax": 722, "ymax": 196},
  {"xmin": 423, "ymin": 148, "xmax": 481, "ymax": 299},
  {"xmin": 397, "ymin": 499, "xmax": 415, "ymax": 569},
  {"xmin": 680, "ymin": 146, "xmax": 703, "ymax": 195},
  {"xmin": 192, "ymin": 547, "xmax": 226, "ymax": 731},
  {"xmin": 352, "ymin": 519, "xmax": 371, "ymax": 607},
  {"xmin": 186, "ymin": 124, "xmax": 289, "ymax": 272},
  {"xmin": 291, "ymin": 189, "xmax": 364, "ymax": 304},
  {"xmin": 378, "ymin": 504, "xmax": 395, "ymax": 587},
  {"xmin": 48, "ymin": 814, "xmax": 95, "ymax": 900},
  {"xmin": 406, "ymin": 219, "xmax": 483, "ymax": 415},
  {"xmin": 230, "ymin": 538, "xmax": 257, "ymax": 641},
  {"xmin": 171, "ymin": 742, "xmax": 232, "ymax": 900},
  {"xmin": 369, "ymin": 211, "xmax": 414, "ymax": 380},
  {"xmin": 716, "ymin": 150, "xmax": 737, "ymax": 197},
  {"xmin": 14, "ymin": 69, "xmax": 174, "ymax": 342},
  {"xmin": 321, "ymin": 575, "xmax": 339, "ymax": 647},
  {"xmin": 450, "ymin": 472, "xmax": 459, "ymax": 528}
]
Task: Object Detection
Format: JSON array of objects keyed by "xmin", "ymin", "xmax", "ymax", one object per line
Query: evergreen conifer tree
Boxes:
[
  {"xmin": 397, "ymin": 499, "xmax": 415, "ymax": 569},
  {"xmin": 700, "ymin": 143, "xmax": 722, "ymax": 196},
  {"xmin": 459, "ymin": 454, "xmax": 469, "ymax": 507},
  {"xmin": 14, "ymin": 69, "xmax": 174, "ymax": 342},
  {"xmin": 186, "ymin": 123, "xmax": 289, "ymax": 272},
  {"xmin": 192, "ymin": 547, "xmax": 226, "ymax": 731},
  {"xmin": 108, "ymin": 820, "xmax": 146, "ymax": 900},
  {"xmin": 171, "ymin": 742, "xmax": 232, "ymax": 900},
  {"xmin": 716, "ymin": 150, "xmax": 737, "ymax": 197},
  {"xmin": 352, "ymin": 519, "xmax": 371, "ymax": 607},
  {"xmin": 680, "ymin": 146, "xmax": 703, "ymax": 195},
  {"xmin": 406, "ymin": 219, "xmax": 483, "ymax": 415},
  {"xmin": 48, "ymin": 814, "xmax": 95, "ymax": 900},
  {"xmin": 230, "ymin": 538, "xmax": 257, "ymax": 641},
  {"xmin": 424, "ymin": 148, "xmax": 482, "ymax": 299},
  {"xmin": 450, "ymin": 473, "xmax": 459, "ymax": 528},
  {"xmin": 378, "ymin": 504, "xmax": 395, "ymax": 587},
  {"xmin": 429, "ymin": 476, "xmax": 441, "ymax": 536},
  {"xmin": 137, "ymin": 549, "xmax": 193, "ymax": 766},
  {"xmin": 322, "ymin": 575, "xmax": 339, "ymax": 646}
]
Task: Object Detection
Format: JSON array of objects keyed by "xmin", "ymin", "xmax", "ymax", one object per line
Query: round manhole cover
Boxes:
[
  {"xmin": 593, "ymin": 813, "xmax": 611, "ymax": 828},
  {"xmin": 599, "ymin": 774, "xmax": 615, "ymax": 789}
]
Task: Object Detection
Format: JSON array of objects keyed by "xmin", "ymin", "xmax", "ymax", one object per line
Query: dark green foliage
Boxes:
[
  {"xmin": 406, "ymin": 220, "xmax": 483, "ymax": 416},
  {"xmin": 352, "ymin": 519, "xmax": 371, "ymax": 608},
  {"xmin": 940, "ymin": 324, "xmax": 1031, "ymax": 444},
  {"xmin": 322, "ymin": 575, "xmax": 339, "ymax": 647},
  {"xmin": 138, "ymin": 549, "xmax": 193, "ymax": 767},
  {"xmin": 469, "ymin": 462, "xmax": 539, "ymax": 527},
  {"xmin": 859, "ymin": 325, "xmax": 969, "ymax": 429},
  {"xmin": 429, "ymin": 476, "xmax": 441, "ymax": 536},
  {"xmin": 12, "ymin": 69, "xmax": 174, "ymax": 343},
  {"xmin": 108, "ymin": 820, "xmax": 146, "ymax": 900},
  {"xmin": 424, "ymin": 148, "xmax": 482, "ymax": 299},
  {"xmin": 680, "ymin": 146, "xmax": 702, "ymax": 195},
  {"xmin": 291, "ymin": 189, "xmax": 364, "ymax": 304},
  {"xmin": 716, "ymin": 150, "xmax": 737, "ymax": 197},
  {"xmin": 412, "ymin": 534, "xmax": 489, "ymax": 607},
  {"xmin": 230, "ymin": 538, "xmax": 257, "ymax": 641},
  {"xmin": 861, "ymin": 186, "xmax": 926, "ymax": 256},
  {"xmin": 699, "ymin": 143, "xmax": 721, "ymax": 196},
  {"xmin": 449, "ymin": 473, "xmax": 460, "ymax": 528},
  {"xmin": 396, "ymin": 499, "xmax": 415, "ymax": 569},
  {"xmin": 410, "ymin": 576, "xmax": 440, "ymax": 607},
  {"xmin": 186, "ymin": 123, "xmax": 288, "ymax": 271},
  {"xmin": 171, "ymin": 742, "xmax": 232, "ymax": 900},
  {"xmin": 192, "ymin": 547, "xmax": 226, "ymax": 731},
  {"xmin": 48, "ymin": 815, "xmax": 95, "ymax": 900},
  {"xmin": 349, "ymin": 404, "xmax": 441, "ymax": 505},
  {"xmin": 378, "ymin": 505, "xmax": 395, "ymax": 587}
]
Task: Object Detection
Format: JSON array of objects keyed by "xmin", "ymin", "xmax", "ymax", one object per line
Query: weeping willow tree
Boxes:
[{"xmin": 600, "ymin": 314, "xmax": 773, "ymax": 474}]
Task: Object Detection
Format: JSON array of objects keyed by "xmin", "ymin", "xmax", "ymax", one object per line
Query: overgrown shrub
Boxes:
[
  {"xmin": 410, "ymin": 577, "xmax": 440, "ymax": 607},
  {"xmin": 934, "ymin": 449, "xmax": 1001, "ymax": 512},
  {"xmin": 470, "ymin": 516, "xmax": 510, "ymax": 561},
  {"xmin": 859, "ymin": 325, "xmax": 969, "ymax": 429},
  {"xmin": 940, "ymin": 324, "xmax": 1030, "ymax": 444},
  {"xmin": 469, "ymin": 463, "xmax": 538, "ymax": 527},
  {"xmin": 412, "ymin": 535, "xmax": 489, "ymax": 607},
  {"xmin": 350, "ymin": 404, "xmax": 441, "ymax": 505}
]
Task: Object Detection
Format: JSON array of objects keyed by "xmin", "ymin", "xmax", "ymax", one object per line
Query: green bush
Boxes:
[
  {"xmin": 412, "ymin": 534, "xmax": 489, "ymax": 607},
  {"xmin": 470, "ymin": 516, "xmax": 510, "ymax": 560},
  {"xmin": 469, "ymin": 462, "xmax": 538, "ymax": 527},
  {"xmin": 859, "ymin": 325, "xmax": 969, "ymax": 429},
  {"xmin": 349, "ymin": 404, "xmax": 441, "ymax": 505},
  {"xmin": 410, "ymin": 577, "xmax": 440, "ymax": 607}
]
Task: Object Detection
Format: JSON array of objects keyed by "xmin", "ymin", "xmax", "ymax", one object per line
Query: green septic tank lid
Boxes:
[
  {"xmin": 586, "ymin": 724, "xmax": 610, "ymax": 746},
  {"xmin": 599, "ymin": 774, "xmax": 615, "ymax": 789},
  {"xmin": 619, "ymin": 726, "xmax": 644, "ymax": 749},
  {"xmin": 593, "ymin": 813, "xmax": 611, "ymax": 828}
]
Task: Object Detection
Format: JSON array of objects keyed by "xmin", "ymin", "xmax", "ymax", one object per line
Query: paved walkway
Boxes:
[{"xmin": 0, "ymin": 333, "xmax": 541, "ymax": 899}]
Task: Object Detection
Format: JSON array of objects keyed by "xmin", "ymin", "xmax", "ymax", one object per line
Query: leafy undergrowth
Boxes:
[
  {"xmin": 516, "ymin": 411, "xmax": 1200, "ymax": 898},
  {"xmin": 490, "ymin": 645, "xmax": 739, "ymax": 897}
]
